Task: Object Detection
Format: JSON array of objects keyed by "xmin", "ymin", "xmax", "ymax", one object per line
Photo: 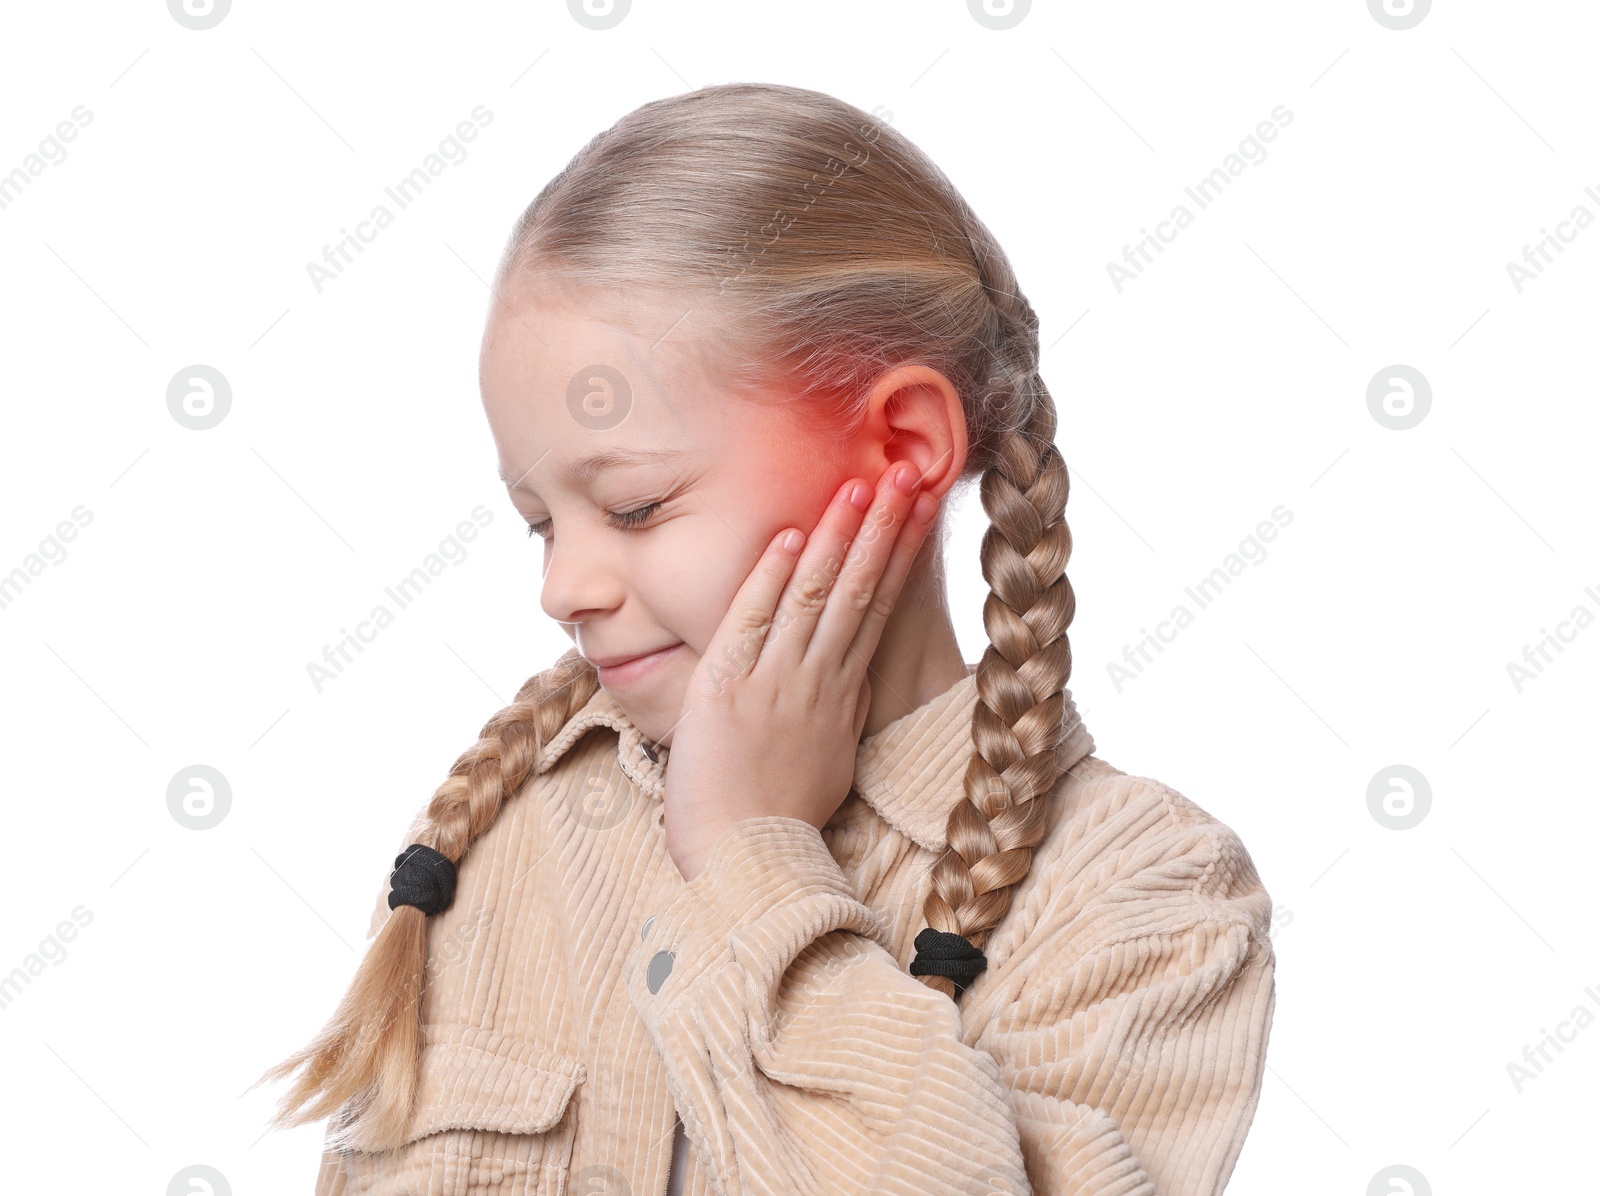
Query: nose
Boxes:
[{"xmin": 538, "ymin": 525, "xmax": 626, "ymax": 627}]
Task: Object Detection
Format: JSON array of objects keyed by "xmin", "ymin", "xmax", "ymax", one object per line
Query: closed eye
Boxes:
[
  {"xmin": 526, "ymin": 501, "xmax": 664, "ymax": 540},
  {"xmin": 608, "ymin": 501, "xmax": 663, "ymax": 529}
]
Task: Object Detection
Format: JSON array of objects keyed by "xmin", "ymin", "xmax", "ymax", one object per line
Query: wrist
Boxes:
[{"xmin": 669, "ymin": 807, "xmax": 801, "ymax": 881}]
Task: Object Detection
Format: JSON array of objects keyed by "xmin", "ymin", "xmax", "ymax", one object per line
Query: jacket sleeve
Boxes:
[
  {"xmin": 976, "ymin": 816, "xmax": 1277, "ymax": 1196},
  {"xmin": 626, "ymin": 809, "xmax": 1276, "ymax": 1196},
  {"xmin": 624, "ymin": 815, "xmax": 1033, "ymax": 1196}
]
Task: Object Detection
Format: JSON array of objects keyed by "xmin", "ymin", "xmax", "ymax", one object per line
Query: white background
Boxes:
[{"xmin": 1, "ymin": 1, "xmax": 1595, "ymax": 1192}]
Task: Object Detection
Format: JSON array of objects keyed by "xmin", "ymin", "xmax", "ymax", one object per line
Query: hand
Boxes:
[{"xmin": 661, "ymin": 462, "xmax": 941, "ymax": 881}]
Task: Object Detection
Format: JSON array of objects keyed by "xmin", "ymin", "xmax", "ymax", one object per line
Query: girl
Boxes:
[{"xmin": 261, "ymin": 82, "xmax": 1276, "ymax": 1195}]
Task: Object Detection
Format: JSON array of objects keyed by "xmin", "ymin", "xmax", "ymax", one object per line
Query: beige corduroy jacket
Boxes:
[{"xmin": 312, "ymin": 664, "xmax": 1276, "ymax": 1195}]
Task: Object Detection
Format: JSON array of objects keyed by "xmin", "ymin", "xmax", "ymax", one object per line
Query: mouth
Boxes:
[{"xmin": 589, "ymin": 643, "xmax": 685, "ymax": 687}]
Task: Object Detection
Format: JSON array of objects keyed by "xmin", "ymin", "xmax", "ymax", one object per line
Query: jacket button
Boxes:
[
  {"xmin": 646, "ymin": 949, "xmax": 675, "ymax": 993},
  {"xmin": 641, "ymin": 915, "xmax": 656, "ymax": 940}
]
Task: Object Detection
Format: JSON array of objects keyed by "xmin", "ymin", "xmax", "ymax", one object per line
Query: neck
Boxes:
[{"xmin": 860, "ymin": 567, "xmax": 969, "ymax": 739}]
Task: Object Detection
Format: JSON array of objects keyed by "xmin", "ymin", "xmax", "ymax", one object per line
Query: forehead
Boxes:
[
  {"xmin": 480, "ymin": 278, "xmax": 769, "ymax": 493},
  {"xmin": 482, "ymin": 278, "xmax": 697, "ymax": 395},
  {"xmin": 496, "ymin": 444, "xmax": 692, "ymax": 493}
]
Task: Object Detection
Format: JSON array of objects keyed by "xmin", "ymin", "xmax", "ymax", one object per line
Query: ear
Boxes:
[{"xmin": 857, "ymin": 365, "xmax": 968, "ymax": 500}]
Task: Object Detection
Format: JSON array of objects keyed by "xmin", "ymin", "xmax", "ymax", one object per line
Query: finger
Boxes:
[
  {"xmin": 844, "ymin": 486, "xmax": 939, "ymax": 670},
  {"xmin": 695, "ymin": 526, "xmax": 806, "ymax": 693},
  {"xmin": 752, "ymin": 476, "xmax": 875, "ymax": 672},
  {"xmin": 852, "ymin": 672, "xmax": 873, "ymax": 742},
  {"xmin": 806, "ymin": 461, "xmax": 927, "ymax": 668}
]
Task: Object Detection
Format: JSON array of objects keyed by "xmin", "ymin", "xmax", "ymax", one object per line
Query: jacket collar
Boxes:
[{"xmin": 532, "ymin": 662, "xmax": 1096, "ymax": 854}]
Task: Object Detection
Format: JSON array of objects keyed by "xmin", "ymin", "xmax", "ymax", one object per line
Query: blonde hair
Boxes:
[{"xmin": 261, "ymin": 81, "xmax": 1076, "ymax": 1152}]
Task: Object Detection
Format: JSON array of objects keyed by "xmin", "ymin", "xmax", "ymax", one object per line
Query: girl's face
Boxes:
[{"xmin": 479, "ymin": 279, "xmax": 851, "ymax": 747}]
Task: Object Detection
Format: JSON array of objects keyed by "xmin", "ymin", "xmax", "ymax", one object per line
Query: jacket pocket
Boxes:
[{"xmin": 338, "ymin": 1022, "xmax": 587, "ymax": 1196}]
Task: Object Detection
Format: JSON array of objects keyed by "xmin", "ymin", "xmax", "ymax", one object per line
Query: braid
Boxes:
[
  {"xmin": 257, "ymin": 647, "xmax": 600, "ymax": 1151},
  {"xmin": 912, "ymin": 217, "xmax": 1076, "ymax": 1002}
]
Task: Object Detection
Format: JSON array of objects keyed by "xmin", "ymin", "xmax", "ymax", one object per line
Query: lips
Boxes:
[{"xmin": 588, "ymin": 644, "xmax": 682, "ymax": 670}]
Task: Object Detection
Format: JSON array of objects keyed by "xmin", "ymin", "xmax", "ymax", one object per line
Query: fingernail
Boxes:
[
  {"xmin": 895, "ymin": 465, "xmax": 920, "ymax": 494},
  {"xmin": 782, "ymin": 529, "xmax": 804, "ymax": 553},
  {"xmin": 912, "ymin": 493, "xmax": 937, "ymax": 522},
  {"xmin": 848, "ymin": 481, "xmax": 871, "ymax": 511}
]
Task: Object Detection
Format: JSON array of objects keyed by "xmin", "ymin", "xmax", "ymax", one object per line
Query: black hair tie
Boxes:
[
  {"xmin": 387, "ymin": 844, "xmax": 457, "ymax": 916},
  {"xmin": 909, "ymin": 927, "xmax": 988, "ymax": 999}
]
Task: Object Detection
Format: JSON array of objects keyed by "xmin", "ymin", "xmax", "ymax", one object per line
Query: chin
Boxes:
[
  {"xmin": 603, "ymin": 676, "xmax": 689, "ymax": 749},
  {"xmin": 618, "ymin": 708, "xmax": 680, "ymax": 753}
]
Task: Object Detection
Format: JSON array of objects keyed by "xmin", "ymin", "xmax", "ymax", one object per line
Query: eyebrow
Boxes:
[{"xmin": 498, "ymin": 446, "xmax": 689, "ymax": 490}]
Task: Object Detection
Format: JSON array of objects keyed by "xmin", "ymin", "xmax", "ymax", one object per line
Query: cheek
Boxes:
[{"xmin": 650, "ymin": 518, "xmax": 768, "ymax": 652}]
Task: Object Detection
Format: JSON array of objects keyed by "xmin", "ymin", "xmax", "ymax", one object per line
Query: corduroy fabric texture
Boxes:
[{"xmin": 311, "ymin": 664, "xmax": 1276, "ymax": 1195}]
